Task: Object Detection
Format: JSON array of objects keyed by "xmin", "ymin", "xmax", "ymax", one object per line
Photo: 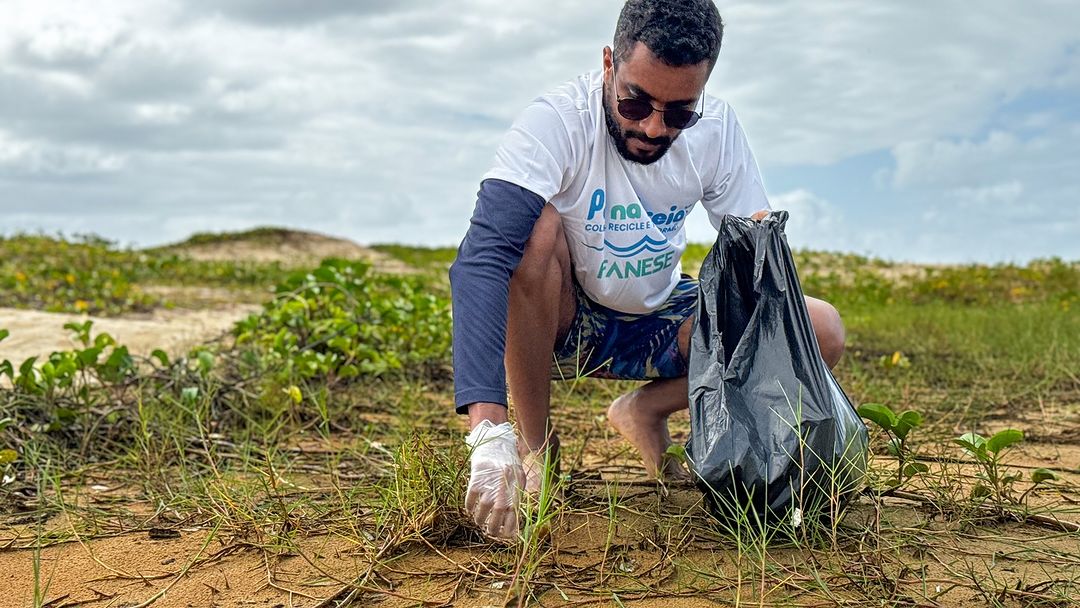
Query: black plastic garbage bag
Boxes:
[{"xmin": 686, "ymin": 211, "xmax": 868, "ymax": 528}]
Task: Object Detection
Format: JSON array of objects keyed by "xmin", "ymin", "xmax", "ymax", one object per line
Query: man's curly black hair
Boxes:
[{"xmin": 613, "ymin": 0, "xmax": 724, "ymax": 69}]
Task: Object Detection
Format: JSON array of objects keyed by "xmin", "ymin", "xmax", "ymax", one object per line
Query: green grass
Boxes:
[
  {"xmin": 840, "ymin": 301, "xmax": 1079, "ymax": 429},
  {"xmin": 1, "ymin": 240, "xmax": 1078, "ymax": 606},
  {"xmin": 370, "ymin": 243, "xmax": 458, "ymax": 273}
]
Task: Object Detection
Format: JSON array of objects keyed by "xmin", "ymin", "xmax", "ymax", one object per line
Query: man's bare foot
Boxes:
[{"xmin": 607, "ymin": 393, "xmax": 689, "ymax": 481}]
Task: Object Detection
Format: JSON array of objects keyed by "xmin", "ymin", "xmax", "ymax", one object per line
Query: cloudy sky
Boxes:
[{"xmin": 1, "ymin": 0, "xmax": 1077, "ymax": 263}]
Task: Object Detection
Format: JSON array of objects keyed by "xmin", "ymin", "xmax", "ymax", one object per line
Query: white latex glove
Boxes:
[{"xmin": 464, "ymin": 420, "xmax": 525, "ymax": 539}]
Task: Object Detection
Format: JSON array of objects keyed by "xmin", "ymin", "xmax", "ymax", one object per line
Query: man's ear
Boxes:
[{"xmin": 603, "ymin": 46, "xmax": 613, "ymax": 72}]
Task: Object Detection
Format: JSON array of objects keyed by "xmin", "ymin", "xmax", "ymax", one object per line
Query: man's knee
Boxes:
[
  {"xmin": 677, "ymin": 314, "xmax": 695, "ymax": 362},
  {"xmin": 513, "ymin": 204, "xmax": 569, "ymax": 286},
  {"xmin": 806, "ymin": 296, "xmax": 845, "ymax": 368}
]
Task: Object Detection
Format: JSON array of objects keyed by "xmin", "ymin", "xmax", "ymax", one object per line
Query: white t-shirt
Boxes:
[{"xmin": 484, "ymin": 69, "xmax": 770, "ymax": 314}]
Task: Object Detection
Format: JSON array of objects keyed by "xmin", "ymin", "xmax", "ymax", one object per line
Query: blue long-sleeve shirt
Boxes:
[{"xmin": 449, "ymin": 178, "xmax": 546, "ymax": 414}]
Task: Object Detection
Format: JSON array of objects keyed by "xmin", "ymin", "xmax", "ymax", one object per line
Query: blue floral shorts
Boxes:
[{"xmin": 551, "ymin": 275, "xmax": 698, "ymax": 381}]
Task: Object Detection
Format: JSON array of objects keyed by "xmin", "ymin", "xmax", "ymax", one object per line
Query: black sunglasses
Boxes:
[{"xmin": 611, "ymin": 64, "xmax": 703, "ymax": 130}]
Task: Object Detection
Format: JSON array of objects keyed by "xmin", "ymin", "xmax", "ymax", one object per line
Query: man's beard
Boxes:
[{"xmin": 602, "ymin": 88, "xmax": 674, "ymax": 165}]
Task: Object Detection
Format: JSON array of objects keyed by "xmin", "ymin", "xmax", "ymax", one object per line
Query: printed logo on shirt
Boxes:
[
  {"xmin": 584, "ymin": 188, "xmax": 692, "ymax": 235},
  {"xmin": 581, "ymin": 188, "xmax": 691, "ymax": 280}
]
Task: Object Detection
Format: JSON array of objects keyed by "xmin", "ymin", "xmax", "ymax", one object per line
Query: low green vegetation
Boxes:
[
  {"xmin": 1, "ymin": 234, "xmax": 1078, "ymax": 606},
  {"xmin": 370, "ymin": 243, "xmax": 458, "ymax": 273},
  {"xmin": 684, "ymin": 244, "xmax": 1079, "ymax": 309},
  {"xmin": 234, "ymin": 259, "xmax": 452, "ymax": 381},
  {"xmin": 856, "ymin": 402, "xmax": 926, "ymax": 489},
  {"xmin": 954, "ymin": 428, "xmax": 1060, "ymax": 510},
  {"xmin": 0, "ymin": 233, "xmax": 284, "ymax": 315}
]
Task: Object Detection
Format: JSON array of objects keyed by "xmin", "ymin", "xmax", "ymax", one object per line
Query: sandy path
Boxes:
[{"xmin": 0, "ymin": 305, "xmax": 260, "ymax": 364}]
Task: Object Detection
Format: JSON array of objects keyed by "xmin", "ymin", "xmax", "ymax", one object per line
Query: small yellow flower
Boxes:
[
  {"xmin": 14, "ymin": 271, "xmax": 27, "ymax": 282},
  {"xmin": 879, "ymin": 351, "xmax": 910, "ymax": 369},
  {"xmin": 284, "ymin": 385, "xmax": 302, "ymax": 405},
  {"xmin": 74, "ymin": 300, "xmax": 89, "ymax": 312},
  {"xmin": 1008, "ymin": 286, "xmax": 1030, "ymax": 300},
  {"xmin": 65, "ymin": 273, "xmax": 76, "ymax": 284}
]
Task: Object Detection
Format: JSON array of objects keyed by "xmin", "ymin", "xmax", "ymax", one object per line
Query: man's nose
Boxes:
[{"xmin": 641, "ymin": 109, "xmax": 668, "ymax": 139}]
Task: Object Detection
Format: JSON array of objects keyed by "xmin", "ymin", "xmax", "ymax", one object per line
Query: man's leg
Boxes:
[
  {"xmin": 606, "ymin": 319, "xmax": 694, "ymax": 479},
  {"xmin": 505, "ymin": 204, "xmax": 576, "ymax": 478},
  {"xmin": 607, "ymin": 295, "xmax": 846, "ymax": 480},
  {"xmin": 805, "ymin": 296, "xmax": 845, "ymax": 368},
  {"xmin": 607, "ymin": 377, "xmax": 690, "ymax": 478}
]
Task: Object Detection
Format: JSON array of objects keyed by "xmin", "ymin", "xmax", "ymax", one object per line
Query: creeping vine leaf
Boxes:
[
  {"xmin": 1030, "ymin": 468, "xmax": 1058, "ymax": 484},
  {"xmin": 986, "ymin": 428, "xmax": 1024, "ymax": 454},
  {"xmin": 856, "ymin": 403, "xmax": 896, "ymax": 431},
  {"xmin": 858, "ymin": 402, "xmax": 924, "ymax": 490}
]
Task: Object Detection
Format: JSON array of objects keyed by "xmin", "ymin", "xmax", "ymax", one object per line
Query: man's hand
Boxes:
[
  {"xmin": 464, "ymin": 419, "xmax": 525, "ymax": 539},
  {"xmin": 751, "ymin": 209, "xmax": 770, "ymax": 221}
]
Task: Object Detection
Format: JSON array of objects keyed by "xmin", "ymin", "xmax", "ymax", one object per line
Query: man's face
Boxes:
[{"xmin": 603, "ymin": 42, "xmax": 710, "ymax": 165}]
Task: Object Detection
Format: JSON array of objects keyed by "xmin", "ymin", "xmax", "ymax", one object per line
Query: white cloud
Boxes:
[
  {"xmin": 717, "ymin": 1, "xmax": 1079, "ymax": 167},
  {"xmin": 769, "ymin": 189, "xmax": 855, "ymax": 253},
  {"xmin": 133, "ymin": 103, "xmax": 191, "ymax": 125},
  {"xmin": 949, "ymin": 180, "xmax": 1024, "ymax": 207},
  {"xmin": 867, "ymin": 116, "xmax": 1080, "ymax": 261},
  {"xmin": 182, "ymin": 0, "xmax": 402, "ymax": 27},
  {"xmin": 0, "ymin": 131, "xmax": 125, "ymax": 176},
  {"xmin": 887, "ymin": 124, "xmax": 1079, "ymax": 224},
  {"xmin": 11, "ymin": 21, "xmax": 127, "ymax": 69},
  {"xmin": 890, "ymin": 131, "xmax": 1021, "ymax": 189}
]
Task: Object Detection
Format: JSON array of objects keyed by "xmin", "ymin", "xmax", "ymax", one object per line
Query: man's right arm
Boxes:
[{"xmin": 448, "ymin": 178, "xmax": 547, "ymax": 422}]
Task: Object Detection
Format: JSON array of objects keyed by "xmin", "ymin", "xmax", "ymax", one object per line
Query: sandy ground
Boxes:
[
  {"xmin": 3, "ymin": 474, "xmax": 1077, "ymax": 608},
  {"xmin": 0, "ymin": 305, "xmax": 259, "ymax": 365},
  {"xmin": 0, "ymin": 528, "xmax": 358, "ymax": 608}
]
